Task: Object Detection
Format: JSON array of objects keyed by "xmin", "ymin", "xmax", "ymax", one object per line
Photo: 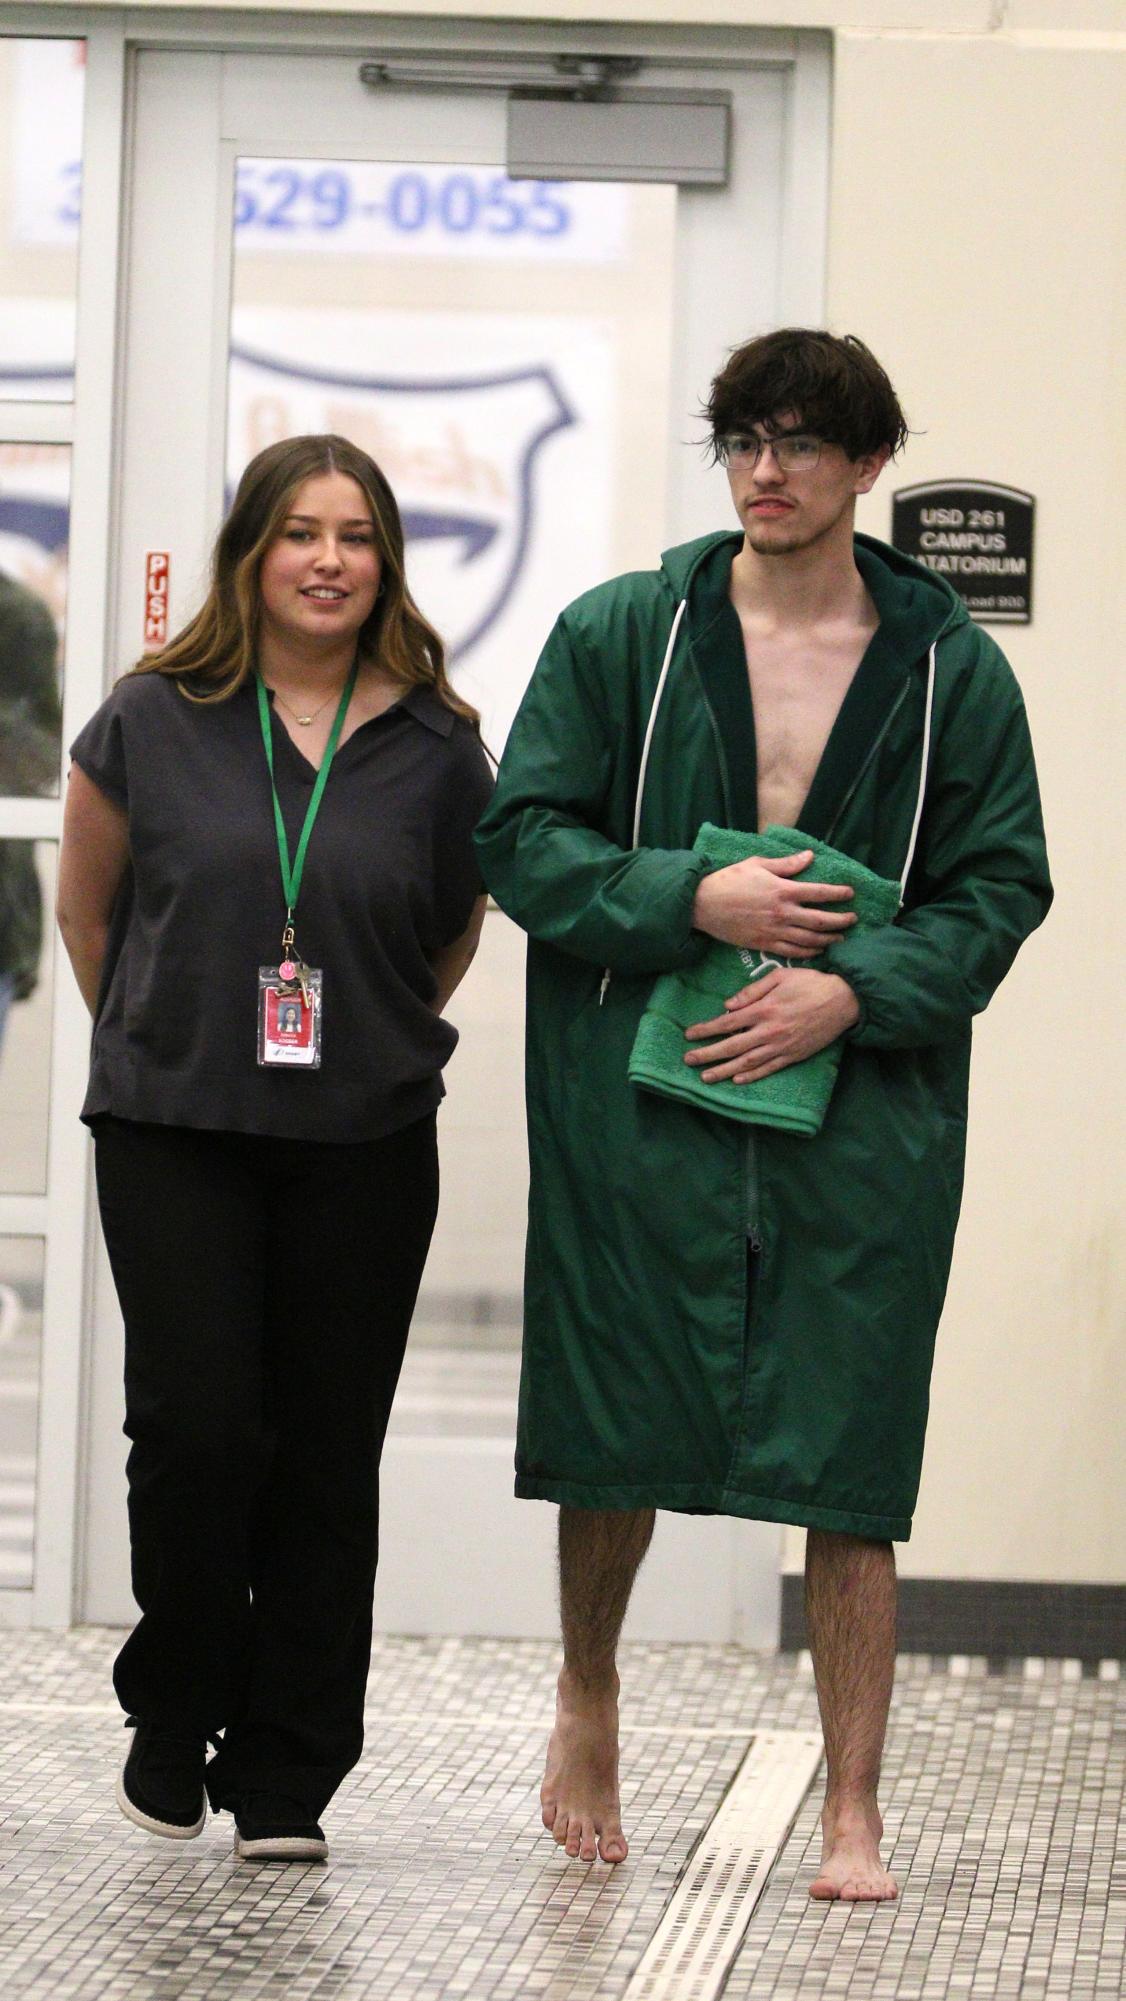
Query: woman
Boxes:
[{"xmin": 57, "ymin": 434, "xmax": 493, "ymax": 1862}]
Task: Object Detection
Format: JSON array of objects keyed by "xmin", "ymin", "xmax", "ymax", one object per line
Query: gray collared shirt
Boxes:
[{"xmin": 71, "ymin": 670, "xmax": 493, "ymax": 1141}]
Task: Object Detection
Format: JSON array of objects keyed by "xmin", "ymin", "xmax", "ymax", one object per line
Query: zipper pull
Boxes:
[{"xmin": 598, "ymin": 968, "xmax": 611, "ymax": 1006}]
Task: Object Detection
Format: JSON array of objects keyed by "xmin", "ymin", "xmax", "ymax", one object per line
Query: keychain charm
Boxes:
[{"xmin": 278, "ymin": 918, "xmax": 298, "ymax": 986}]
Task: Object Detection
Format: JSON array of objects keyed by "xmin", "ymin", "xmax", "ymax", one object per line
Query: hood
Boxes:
[{"xmin": 659, "ymin": 528, "xmax": 970, "ymax": 660}]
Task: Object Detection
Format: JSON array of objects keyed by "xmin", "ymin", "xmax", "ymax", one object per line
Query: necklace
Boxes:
[{"xmin": 270, "ymin": 682, "xmax": 346, "ymax": 729}]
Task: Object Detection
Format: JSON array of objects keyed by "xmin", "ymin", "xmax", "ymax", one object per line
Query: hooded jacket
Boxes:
[{"xmin": 475, "ymin": 531, "xmax": 1052, "ymax": 1539}]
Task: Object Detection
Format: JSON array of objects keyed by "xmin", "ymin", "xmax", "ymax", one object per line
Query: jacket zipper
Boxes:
[
  {"xmin": 694, "ymin": 658, "xmax": 733, "ymax": 815},
  {"xmin": 825, "ymin": 608, "xmax": 958, "ymax": 845},
  {"xmin": 744, "ymin": 1130, "xmax": 762, "ymax": 1251},
  {"xmin": 824, "ymin": 680, "xmax": 910, "ymax": 847}
]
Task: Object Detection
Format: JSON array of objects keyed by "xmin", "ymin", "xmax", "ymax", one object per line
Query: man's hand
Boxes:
[
  {"xmin": 683, "ymin": 968, "xmax": 861, "ymax": 1085},
  {"xmin": 692, "ymin": 851, "xmax": 856, "ymax": 959}
]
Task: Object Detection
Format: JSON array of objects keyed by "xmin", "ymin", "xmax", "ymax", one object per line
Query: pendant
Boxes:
[{"xmin": 295, "ymin": 715, "xmax": 313, "ymax": 727}]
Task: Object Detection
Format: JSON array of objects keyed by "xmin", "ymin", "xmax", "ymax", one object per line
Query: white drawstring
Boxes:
[
  {"xmin": 899, "ymin": 641, "xmax": 937, "ymax": 904},
  {"xmin": 599, "ymin": 598, "xmax": 688, "ymax": 1005},
  {"xmin": 633, "ymin": 599, "xmax": 688, "ymax": 848}
]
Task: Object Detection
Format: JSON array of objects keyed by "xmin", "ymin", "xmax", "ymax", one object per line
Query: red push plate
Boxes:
[{"xmin": 143, "ymin": 549, "xmax": 170, "ymax": 650}]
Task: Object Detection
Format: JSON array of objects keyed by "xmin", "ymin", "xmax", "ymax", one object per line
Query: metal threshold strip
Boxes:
[{"xmin": 623, "ymin": 1729, "xmax": 824, "ymax": 2001}]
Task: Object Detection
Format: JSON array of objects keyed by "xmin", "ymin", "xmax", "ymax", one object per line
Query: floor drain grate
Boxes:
[{"xmin": 623, "ymin": 1729, "xmax": 823, "ymax": 2001}]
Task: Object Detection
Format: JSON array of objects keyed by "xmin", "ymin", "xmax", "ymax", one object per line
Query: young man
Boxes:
[{"xmin": 474, "ymin": 330, "xmax": 1051, "ymax": 1899}]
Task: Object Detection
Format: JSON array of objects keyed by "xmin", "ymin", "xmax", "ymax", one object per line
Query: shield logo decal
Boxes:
[{"xmin": 229, "ymin": 346, "xmax": 576, "ymax": 664}]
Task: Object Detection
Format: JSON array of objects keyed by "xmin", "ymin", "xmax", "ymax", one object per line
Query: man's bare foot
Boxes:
[
  {"xmin": 540, "ymin": 1667, "xmax": 628, "ymax": 1864},
  {"xmin": 809, "ymin": 1799, "xmax": 898, "ymax": 1901}
]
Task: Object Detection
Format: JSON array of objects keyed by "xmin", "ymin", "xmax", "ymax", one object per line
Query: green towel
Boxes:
[{"xmin": 628, "ymin": 823, "xmax": 901, "ymax": 1135}]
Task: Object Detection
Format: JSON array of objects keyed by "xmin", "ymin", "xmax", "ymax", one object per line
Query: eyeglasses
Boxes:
[{"xmin": 716, "ymin": 431, "xmax": 826, "ymax": 472}]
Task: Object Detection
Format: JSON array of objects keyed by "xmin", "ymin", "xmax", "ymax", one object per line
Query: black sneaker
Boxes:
[
  {"xmin": 116, "ymin": 1718, "xmax": 207, "ymax": 1839},
  {"xmin": 233, "ymin": 1794, "xmax": 328, "ymax": 1862}
]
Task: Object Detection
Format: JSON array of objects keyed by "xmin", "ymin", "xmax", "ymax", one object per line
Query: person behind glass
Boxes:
[
  {"xmin": 56, "ymin": 434, "xmax": 493, "ymax": 1863},
  {"xmin": 0, "ymin": 567, "xmax": 62, "ymax": 1053}
]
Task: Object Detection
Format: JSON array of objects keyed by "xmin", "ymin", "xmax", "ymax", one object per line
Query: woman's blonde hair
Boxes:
[{"xmin": 132, "ymin": 433, "xmax": 479, "ymax": 727}]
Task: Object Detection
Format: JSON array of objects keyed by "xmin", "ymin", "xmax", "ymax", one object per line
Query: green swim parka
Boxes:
[{"xmin": 475, "ymin": 531, "xmax": 1052, "ymax": 1540}]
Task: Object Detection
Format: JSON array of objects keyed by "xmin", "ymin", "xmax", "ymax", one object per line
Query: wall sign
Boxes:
[{"xmin": 891, "ymin": 481, "xmax": 1034, "ymax": 624}]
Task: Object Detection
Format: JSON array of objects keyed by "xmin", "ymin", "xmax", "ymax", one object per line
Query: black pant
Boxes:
[{"xmin": 93, "ymin": 1112, "xmax": 438, "ymax": 1819}]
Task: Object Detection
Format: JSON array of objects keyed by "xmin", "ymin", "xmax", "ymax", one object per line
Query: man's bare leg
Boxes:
[
  {"xmin": 541, "ymin": 1506, "xmax": 656, "ymax": 1864},
  {"xmin": 805, "ymin": 1529, "xmax": 899, "ymax": 1901}
]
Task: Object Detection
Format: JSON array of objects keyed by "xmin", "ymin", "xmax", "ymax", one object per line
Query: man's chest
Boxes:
[{"xmin": 743, "ymin": 629, "xmax": 872, "ymax": 827}]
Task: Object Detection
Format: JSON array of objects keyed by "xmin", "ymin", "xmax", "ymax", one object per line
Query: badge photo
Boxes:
[{"xmin": 258, "ymin": 966, "xmax": 323, "ymax": 1067}]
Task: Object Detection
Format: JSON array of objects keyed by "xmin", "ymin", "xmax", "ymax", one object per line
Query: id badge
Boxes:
[{"xmin": 258, "ymin": 966, "xmax": 323, "ymax": 1068}]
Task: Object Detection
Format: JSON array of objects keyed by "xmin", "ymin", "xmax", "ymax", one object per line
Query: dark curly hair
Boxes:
[{"xmin": 705, "ymin": 329, "xmax": 909, "ymax": 463}]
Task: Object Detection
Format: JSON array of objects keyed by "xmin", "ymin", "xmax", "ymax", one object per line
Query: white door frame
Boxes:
[{"xmin": 0, "ymin": 7, "xmax": 829, "ymax": 1635}]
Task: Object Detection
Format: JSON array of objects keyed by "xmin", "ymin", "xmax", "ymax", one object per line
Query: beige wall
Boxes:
[
  {"xmin": 23, "ymin": 0, "xmax": 1125, "ymax": 1589},
  {"xmin": 805, "ymin": 25, "xmax": 1126, "ymax": 1585},
  {"xmin": 32, "ymin": 2, "xmax": 1126, "ymax": 27}
]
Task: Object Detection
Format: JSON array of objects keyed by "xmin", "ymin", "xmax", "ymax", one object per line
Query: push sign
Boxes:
[
  {"xmin": 143, "ymin": 550, "xmax": 171, "ymax": 650},
  {"xmin": 891, "ymin": 482, "xmax": 1034, "ymax": 624}
]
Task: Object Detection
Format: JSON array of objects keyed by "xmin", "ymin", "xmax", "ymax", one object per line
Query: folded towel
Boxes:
[{"xmin": 628, "ymin": 823, "xmax": 901, "ymax": 1135}]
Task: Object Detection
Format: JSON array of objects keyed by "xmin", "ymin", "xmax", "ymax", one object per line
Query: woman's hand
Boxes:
[
  {"xmin": 692, "ymin": 850, "xmax": 856, "ymax": 959},
  {"xmin": 56, "ymin": 765, "xmax": 129, "ymax": 1015},
  {"xmin": 683, "ymin": 968, "xmax": 860, "ymax": 1085},
  {"xmin": 429, "ymin": 894, "xmax": 488, "ymax": 1015}
]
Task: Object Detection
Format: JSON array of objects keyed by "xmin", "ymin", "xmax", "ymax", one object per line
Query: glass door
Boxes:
[
  {"xmin": 83, "ymin": 30, "xmax": 829, "ymax": 1639},
  {"xmin": 0, "ymin": 18, "xmax": 124, "ymax": 1626}
]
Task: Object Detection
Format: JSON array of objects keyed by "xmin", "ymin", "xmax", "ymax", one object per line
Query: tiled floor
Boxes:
[{"xmin": 0, "ymin": 1631, "xmax": 1121, "ymax": 1998}]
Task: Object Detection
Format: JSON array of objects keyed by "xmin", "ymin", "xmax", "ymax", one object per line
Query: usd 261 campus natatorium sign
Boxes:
[{"xmin": 891, "ymin": 481, "xmax": 1035, "ymax": 625}]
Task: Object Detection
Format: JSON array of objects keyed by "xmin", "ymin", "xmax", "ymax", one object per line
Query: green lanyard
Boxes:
[{"xmin": 255, "ymin": 662, "xmax": 358, "ymax": 950}]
